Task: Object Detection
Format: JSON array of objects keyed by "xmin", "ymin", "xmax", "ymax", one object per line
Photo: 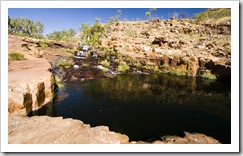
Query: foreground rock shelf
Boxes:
[
  {"xmin": 8, "ymin": 115, "xmax": 129, "ymax": 144},
  {"xmin": 8, "ymin": 114, "xmax": 220, "ymax": 144}
]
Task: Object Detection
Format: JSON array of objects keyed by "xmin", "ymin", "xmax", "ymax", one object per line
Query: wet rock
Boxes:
[{"xmin": 205, "ymin": 60, "xmax": 231, "ymax": 80}]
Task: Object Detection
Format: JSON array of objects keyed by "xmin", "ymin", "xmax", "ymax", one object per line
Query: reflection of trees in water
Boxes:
[{"xmin": 82, "ymin": 74, "xmax": 230, "ymax": 117}]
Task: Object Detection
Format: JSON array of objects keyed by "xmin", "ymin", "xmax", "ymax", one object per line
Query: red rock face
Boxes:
[
  {"xmin": 8, "ymin": 36, "xmax": 55, "ymax": 115},
  {"xmin": 99, "ymin": 18, "xmax": 230, "ymax": 80}
]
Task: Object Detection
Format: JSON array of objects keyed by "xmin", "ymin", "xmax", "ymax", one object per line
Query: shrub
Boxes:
[
  {"xmin": 39, "ymin": 40, "xmax": 49, "ymax": 47},
  {"xmin": 47, "ymin": 29, "xmax": 76, "ymax": 42},
  {"xmin": 8, "ymin": 53, "xmax": 25, "ymax": 60},
  {"xmin": 133, "ymin": 61, "xmax": 142, "ymax": 68},
  {"xmin": 201, "ymin": 72, "xmax": 217, "ymax": 80},
  {"xmin": 67, "ymin": 53, "xmax": 74, "ymax": 58},
  {"xmin": 117, "ymin": 61, "xmax": 130, "ymax": 73},
  {"xmin": 100, "ymin": 59, "xmax": 110, "ymax": 68},
  {"xmin": 65, "ymin": 48, "xmax": 77, "ymax": 54},
  {"xmin": 57, "ymin": 60, "xmax": 74, "ymax": 67},
  {"xmin": 169, "ymin": 69, "xmax": 188, "ymax": 77},
  {"xmin": 55, "ymin": 77, "xmax": 66, "ymax": 93},
  {"xmin": 194, "ymin": 8, "xmax": 230, "ymax": 21}
]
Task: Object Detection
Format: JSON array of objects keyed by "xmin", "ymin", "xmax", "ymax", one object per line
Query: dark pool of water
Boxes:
[{"xmin": 31, "ymin": 74, "xmax": 231, "ymax": 143}]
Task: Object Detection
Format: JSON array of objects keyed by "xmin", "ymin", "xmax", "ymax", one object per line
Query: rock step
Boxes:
[
  {"xmin": 8, "ymin": 115, "xmax": 129, "ymax": 144},
  {"xmin": 8, "ymin": 115, "xmax": 220, "ymax": 144}
]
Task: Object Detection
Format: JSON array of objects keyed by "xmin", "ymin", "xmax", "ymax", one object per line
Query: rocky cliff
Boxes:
[
  {"xmin": 8, "ymin": 36, "xmax": 55, "ymax": 115},
  {"xmin": 99, "ymin": 17, "xmax": 231, "ymax": 80},
  {"xmin": 7, "ymin": 36, "xmax": 132, "ymax": 144},
  {"xmin": 7, "ymin": 13, "xmax": 229, "ymax": 144}
]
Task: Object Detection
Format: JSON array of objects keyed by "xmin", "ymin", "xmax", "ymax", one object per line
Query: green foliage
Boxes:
[
  {"xmin": 66, "ymin": 53, "xmax": 74, "ymax": 58},
  {"xmin": 80, "ymin": 19, "xmax": 105, "ymax": 46},
  {"xmin": 117, "ymin": 61, "xmax": 130, "ymax": 73},
  {"xmin": 55, "ymin": 77, "xmax": 66, "ymax": 93},
  {"xmin": 193, "ymin": 8, "xmax": 230, "ymax": 21},
  {"xmin": 201, "ymin": 72, "xmax": 217, "ymax": 80},
  {"xmin": 8, "ymin": 53, "xmax": 25, "ymax": 60},
  {"xmin": 169, "ymin": 69, "xmax": 188, "ymax": 77},
  {"xmin": 145, "ymin": 8, "xmax": 156, "ymax": 20},
  {"xmin": 133, "ymin": 61, "xmax": 142, "ymax": 68},
  {"xmin": 39, "ymin": 40, "xmax": 49, "ymax": 47},
  {"xmin": 82, "ymin": 62, "xmax": 89, "ymax": 67},
  {"xmin": 100, "ymin": 59, "xmax": 110, "ymax": 68},
  {"xmin": 47, "ymin": 29, "xmax": 76, "ymax": 42},
  {"xmin": 8, "ymin": 16, "xmax": 44, "ymax": 38},
  {"xmin": 145, "ymin": 11, "xmax": 151, "ymax": 20},
  {"xmin": 57, "ymin": 60, "xmax": 74, "ymax": 67},
  {"xmin": 143, "ymin": 64, "xmax": 156, "ymax": 72},
  {"xmin": 65, "ymin": 48, "xmax": 77, "ymax": 54},
  {"xmin": 86, "ymin": 32, "xmax": 100, "ymax": 46}
]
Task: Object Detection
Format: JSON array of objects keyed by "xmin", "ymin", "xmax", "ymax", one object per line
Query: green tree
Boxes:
[
  {"xmin": 80, "ymin": 18, "xmax": 105, "ymax": 46},
  {"xmin": 47, "ymin": 29, "xmax": 76, "ymax": 42},
  {"xmin": 8, "ymin": 16, "xmax": 44, "ymax": 38},
  {"xmin": 145, "ymin": 8, "xmax": 156, "ymax": 20},
  {"xmin": 145, "ymin": 11, "xmax": 151, "ymax": 20}
]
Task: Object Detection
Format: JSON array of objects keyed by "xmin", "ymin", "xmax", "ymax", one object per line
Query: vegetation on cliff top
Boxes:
[
  {"xmin": 193, "ymin": 8, "xmax": 230, "ymax": 23},
  {"xmin": 47, "ymin": 29, "xmax": 76, "ymax": 42},
  {"xmin": 8, "ymin": 16, "xmax": 44, "ymax": 39},
  {"xmin": 8, "ymin": 8, "xmax": 230, "ymax": 80}
]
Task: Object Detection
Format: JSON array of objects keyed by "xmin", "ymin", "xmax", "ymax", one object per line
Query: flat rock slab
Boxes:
[{"xmin": 8, "ymin": 115, "xmax": 129, "ymax": 144}]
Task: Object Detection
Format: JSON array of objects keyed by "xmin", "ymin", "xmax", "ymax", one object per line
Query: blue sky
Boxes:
[{"xmin": 8, "ymin": 8, "xmax": 208, "ymax": 36}]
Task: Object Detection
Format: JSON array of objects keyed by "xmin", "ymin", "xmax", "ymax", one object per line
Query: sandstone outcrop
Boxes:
[
  {"xmin": 100, "ymin": 17, "xmax": 231, "ymax": 80},
  {"xmin": 8, "ymin": 115, "xmax": 219, "ymax": 144},
  {"xmin": 8, "ymin": 115, "xmax": 129, "ymax": 144},
  {"xmin": 8, "ymin": 36, "xmax": 55, "ymax": 115},
  {"xmin": 8, "ymin": 58, "xmax": 55, "ymax": 115},
  {"xmin": 7, "ymin": 14, "xmax": 230, "ymax": 144}
]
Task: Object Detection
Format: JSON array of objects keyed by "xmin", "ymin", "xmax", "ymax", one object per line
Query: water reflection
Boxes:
[{"xmin": 31, "ymin": 74, "xmax": 231, "ymax": 143}]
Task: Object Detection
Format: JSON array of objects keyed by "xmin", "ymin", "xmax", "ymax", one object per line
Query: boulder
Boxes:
[{"xmin": 8, "ymin": 57, "xmax": 55, "ymax": 115}]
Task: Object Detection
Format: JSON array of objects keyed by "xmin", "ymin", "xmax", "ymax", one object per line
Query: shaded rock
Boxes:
[
  {"xmin": 205, "ymin": 60, "xmax": 231, "ymax": 80},
  {"xmin": 158, "ymin": 132, "xmax": 220, "ymax": 144},
  {"xmin": 187, "ymin": 57, "xmax": 199, "ymax": 76}
]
